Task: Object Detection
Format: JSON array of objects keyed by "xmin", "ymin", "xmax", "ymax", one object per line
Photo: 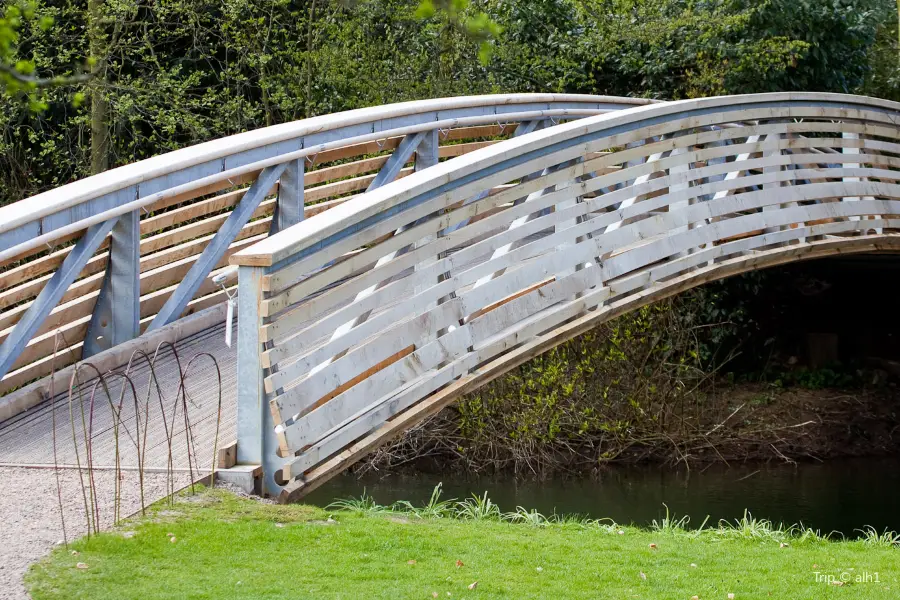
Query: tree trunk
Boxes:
[{"xmin": 88, "ymin": 0, "xmax": 109, "ymax": 174}]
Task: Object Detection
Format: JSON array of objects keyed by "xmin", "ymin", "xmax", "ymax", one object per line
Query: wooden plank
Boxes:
[
  {"xmin": 279, "ymin": 232, "xmax": 900, "ymax": 498},
  {"xmin": 140, "ymin": 212, "xmax": 273, "ymax": 257},
  {"xmin": 145, "ymin": 170, "xmax": 262, "ymax": 215},
  {"xmin": 0, "ymin": 302, "xmax": 227, "ymax": 419},
  {"xmin": 217, "ymin": 441, "xmax": 238, "ymax": 469},
  {"xmin": 0, "ymin": 233, "xmax": 263, "ymax": 347},
  {"xmin": 439, "ymin": 140, "xmax": 500, "ymax": 158},
  {"xmin": 0, "ymin": 342, "xmax": 83, "ymax": 397},
  {"xmin": 282, "ymin": 267, "xmax": 612, "ymax": 467},
  {"xmin": 305, "ymin": 345, "xmax": 415, "ymax": 417},
  {"xmin": 140, "ymin": 185, "xmax": 276, "ymax": 234},
  {"xmin": 0, "ymin": 242, "xmax": 106, "ymax": 294},
  {"xmin": 276, "ymin": 258, "xmax": 608, "ymax": 446}
]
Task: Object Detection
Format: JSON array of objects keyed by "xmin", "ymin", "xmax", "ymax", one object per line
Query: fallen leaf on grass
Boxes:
[
  {"xmin": 649, "ymin": 543, "xmax": 658, "ymax": 549},
  {"xmin": 75, "ymin": 563, "xmax": 88, "ymax": 570},
  {"xmin": 691, "ymin": 596, "xmax": 699, "ymax": 600},
  {"xmin": 407, "ymin": 560, "xmax": 417, "ymax": 565},
  {"xmin": 432, "ymin": 593, "xmax": 438, "ymax": 598},
  {"xmin": 456, "ymin": 559, "xmax": 464, "ymax": 568},
  {"xmin": 468, "ymin": 582, "xmax": 478, "ymax": 590},
  {"xmin": 170, "ymin": 537, "xmax": 177, "ymax": 543}
]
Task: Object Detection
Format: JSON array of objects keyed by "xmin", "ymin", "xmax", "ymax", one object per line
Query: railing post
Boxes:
[
  {"xmin": 0, "ymin": 218, "xmax": 118, "ymax": 380},
  {"xmin": 236, "ymin": 264, "xmax": 284, "ymax": 496},
  {"xmin": 84, "ymin": 210, "xmax": 140, "ymax": 357},
  {"xmin": 415, "ymin": 129, "xmax": 439, "ymax": 171},
  {"xmin": 271, "ymin": 158, "xmax": 305, "ymax": 234}
]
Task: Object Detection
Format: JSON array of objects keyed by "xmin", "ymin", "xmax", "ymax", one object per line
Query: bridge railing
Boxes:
[
  {"xmin": 0, "ymin": 94, "xmax": 651, "ymax": 394},
  {"xmin": 231, "ymin": 92, "xmax": 900, "ymax": 497}
]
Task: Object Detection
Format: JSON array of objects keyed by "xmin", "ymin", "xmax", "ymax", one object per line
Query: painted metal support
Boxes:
[
  {"xmin": 84, "ymin": 210, "xmax": 140, "ymax": 357},
  {"xmin": 411, "ymin": 130, "xmax": 441, "ymax": 295},
  {"xmin": 367, "ymin": 131, "xmax": 427, "ymax": 191},
  {"xmin": 0, "ymin": 218, "xmax": 118, "ymax": 380},
  {"xmin": 236, "ymin": 265, "xmax": 286, "ymax": 496},
  {"xmin": 271, "ymin": 158, "xmax": 305, "ymax": 235},
  {"xmin": 147, "ymin": 163, "xmax": 288, "ymax": 331},
  {"xmin": 514, "ymin": 120, "xmax": 543, "ymax": 137},
  {"xmin": 415, "ymin": 129, "xmax": 439, "ymax": 171}
]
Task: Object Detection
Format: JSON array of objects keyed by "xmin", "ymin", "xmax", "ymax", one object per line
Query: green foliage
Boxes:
[
  {"xmin": 858, "ymin": 526, "xmax": 900, "ymax": 547},
  {"xmin": 452, "ymin": 490, "xmax": 503, "ymax": 520},
  {"xmin": 455, "ymin": 302, "xmax": 706, "ymax": 464},
  {"xmin": 26, "ymin": 488, "xmax": 899, "ymax": 599},
  {"xmin": 0, "ymin": 0, "xmax": 892, "ymax": 205}
]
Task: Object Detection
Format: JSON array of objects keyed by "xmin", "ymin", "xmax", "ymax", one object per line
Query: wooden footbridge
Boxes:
[{"xmin": 1, "ymin": 92, "xmax": 898, "ymax": 501}]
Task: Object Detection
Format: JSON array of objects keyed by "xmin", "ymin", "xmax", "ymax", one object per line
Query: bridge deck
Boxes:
[{"xmin": 0, "ymin": 324, "xmax": 235, "ymax": 472}]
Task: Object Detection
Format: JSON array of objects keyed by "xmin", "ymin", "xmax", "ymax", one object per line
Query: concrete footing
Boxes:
[{"xmin": 216, "ymin": 464, "xmax": 262, "ymax": 495}]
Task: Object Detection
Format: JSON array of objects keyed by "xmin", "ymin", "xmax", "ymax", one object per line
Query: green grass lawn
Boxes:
[{"xmin": 26, "ymin": 487, "xmax": 898, "ymax": 599}]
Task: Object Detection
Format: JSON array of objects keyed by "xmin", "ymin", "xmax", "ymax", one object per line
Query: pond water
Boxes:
[{"xmin": 304, "ymin": 457, "xmax": 900, "ymax": 537}]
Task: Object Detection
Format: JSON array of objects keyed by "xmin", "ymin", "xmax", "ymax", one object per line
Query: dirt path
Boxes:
[{"xmin": 0, "ymin": 467, "xmax": 193, "ymax": 600}]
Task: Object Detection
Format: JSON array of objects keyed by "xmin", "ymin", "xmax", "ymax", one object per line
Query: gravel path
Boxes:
[{"xmin": 0, "ymin": 466, "xmax": 194, "ymax": 600}]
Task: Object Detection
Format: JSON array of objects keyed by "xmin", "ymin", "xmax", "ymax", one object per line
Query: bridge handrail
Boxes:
[
  {"xmin": 0, "ymin": 94, "xmax": 654, "ymax": 261},
  {"xmin": 232, "ymin": 92, "xmax": 900, "ymax": 269},
  {"xmin": 229, "ymin": 91, "xmax": 900, "ymax": 497},
  {"xmin": 0, "ymin": 93, "xmax": 651, "ymax": 393}
]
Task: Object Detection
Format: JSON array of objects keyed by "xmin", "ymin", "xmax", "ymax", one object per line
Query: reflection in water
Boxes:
[{"xmin": 304, "ymin": 457, "xmax": 900, "ymax": 536}]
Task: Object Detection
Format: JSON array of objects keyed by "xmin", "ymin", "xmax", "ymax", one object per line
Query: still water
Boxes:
[{"xmin": 304, "ymin": 457, "xmax": 900, "ymax": 537}]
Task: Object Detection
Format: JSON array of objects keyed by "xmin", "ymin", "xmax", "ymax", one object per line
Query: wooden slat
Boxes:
[{"xmin": 276, "ymin": 234, "xmax": 900, "ymax": 501}]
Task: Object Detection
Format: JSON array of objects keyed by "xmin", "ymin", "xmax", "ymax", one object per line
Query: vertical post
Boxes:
[
  {"xmin": 236, "ymin": 265, "xmax": 285, "ymax": 495},
  {"xmin": 84, "ymin": 210, "xmax": 140, "ymax": 357},
  {"xmin": 414, "ymin": 129, "xmax": 439, "ymax": 171},
  {"xmin": 667, "ymin": 147, "xmax": 693, "ymax": 257},
  {"xmin": 0, "ymin": 218, "xmax": 118, "ymax": 380},
  {"xmin": 762, "ymin": 132, "xmax": 784, "ymax": 238},
  {"xmin": 271, "ymin": 158, "xmax": 305, "ymax": 234},
  {"xmin": 413, "ymin": 129, "xmax": 440, "ymax": 298}
]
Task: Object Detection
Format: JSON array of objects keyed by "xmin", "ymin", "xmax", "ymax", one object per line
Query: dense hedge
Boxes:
[{"xmin": 1, "ymin": 0, "xmax": 895, "ymax": 204}]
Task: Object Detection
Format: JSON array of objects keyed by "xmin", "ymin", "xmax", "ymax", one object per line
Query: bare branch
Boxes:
[{"xmin": 0, "ymin": 62, "xmax": 93, "ymax": 90}]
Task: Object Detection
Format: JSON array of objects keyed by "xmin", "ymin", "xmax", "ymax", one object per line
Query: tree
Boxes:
[{"xmin": 1, "ymin": 1, "xmax": 90, "ymax": 100}]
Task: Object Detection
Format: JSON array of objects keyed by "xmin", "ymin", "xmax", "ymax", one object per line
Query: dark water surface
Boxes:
[{"xmin": 304, "ymin": 457, "xmax": 900, "ymax": 537}]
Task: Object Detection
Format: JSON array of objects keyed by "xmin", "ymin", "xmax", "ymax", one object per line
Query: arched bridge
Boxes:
[{"xmin": 1, "ymin": 92, "xmax": 898, "ymax": 501}]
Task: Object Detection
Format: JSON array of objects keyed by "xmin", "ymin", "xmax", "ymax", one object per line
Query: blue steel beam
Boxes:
[
  {"xmin": 236, "ymin": 265, "xmax": 289, "ymax": 495},
  {"xmin": 367, "ymin": 131, "xmax": 427, "ymax": 191},
  {"xmin": 147, "ymin": 163, "xmax": 288, "ymax": 331},
  {"xmin": 270, "ymin": 159, "xmax": 305, "ymax": 235},
  {"xmin": 514, "ymin": 119, "xmax": 544, "ymax": 137},
  {"xmin": 84, "ymin": 210, "xmax": 140, "ymax": 357},
  {"xmin": 414, "ymin": 129, "xmax": 439, "ymax": 172},
  {"xmin": 0, "ymin": 218, "xmax": 119, "ymax": 380}
]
